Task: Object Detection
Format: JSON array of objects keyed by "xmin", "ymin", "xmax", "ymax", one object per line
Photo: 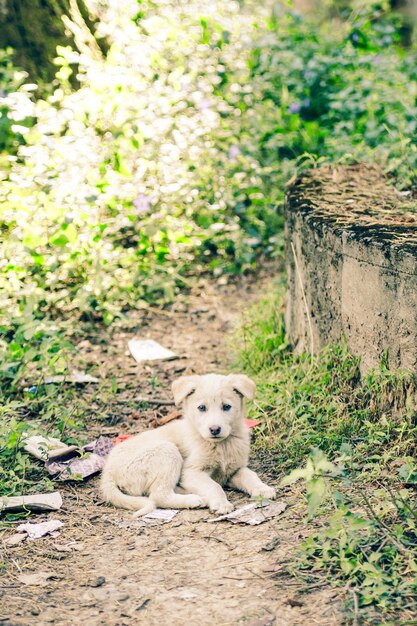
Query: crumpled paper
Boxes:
[
  {"xmin": 17, "ymin": 519, "xmax": 64, "ymax": 540},
  {"xmin": 207, "ymin": 501, "xmax": 287, "ymax": 525}
]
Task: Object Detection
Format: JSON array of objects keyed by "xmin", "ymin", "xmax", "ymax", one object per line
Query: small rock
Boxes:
[
  {"xmin": 90, "ymin": 576, "xmax": 106, "ymax": 587},
  {"xmin": 261, "ymin": 537, "xmax": 280, "ymax": 552},
  {"xmin": 136, "ymin": 599, "xmax": 150, "ymax": 612}
]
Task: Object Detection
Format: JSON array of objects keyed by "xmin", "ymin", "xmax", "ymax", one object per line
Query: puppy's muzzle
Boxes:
[{"xmin": 209, "ymin": 426, "xmax": 222, "ymax": 437}]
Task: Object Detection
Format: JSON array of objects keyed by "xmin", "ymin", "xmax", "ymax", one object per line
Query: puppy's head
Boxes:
[{"xmin": 171, "ymin": 373, "xmax": 255, "ymax": 441}]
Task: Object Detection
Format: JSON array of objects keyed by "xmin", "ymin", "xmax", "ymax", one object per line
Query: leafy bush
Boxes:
[
  {"xmin": 250, "ymin": 3, "xmax": 417, "ymax": 186},
  {"xmin": 0, "ymin": 1, "xmax": 282, "ymax": 329}
]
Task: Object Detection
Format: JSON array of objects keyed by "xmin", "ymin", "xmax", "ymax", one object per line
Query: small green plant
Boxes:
[{"xmin": 283, "ymin": 449, "xmax": 417, "ymax": 619}]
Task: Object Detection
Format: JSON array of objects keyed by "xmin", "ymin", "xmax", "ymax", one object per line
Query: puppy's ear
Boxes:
[
  {"xmin": 171, "ymin": 375, "xmax": 200, "ymax": 405},
  {"xmin": 227, "ymin": 374, "xmax": 256, "ymax": 401}
]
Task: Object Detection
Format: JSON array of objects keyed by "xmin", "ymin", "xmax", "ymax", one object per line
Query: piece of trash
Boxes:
[
  {"xmin": 17, "ymin": 519, "xmax": 64, "ymax": 540},
  {"xmin": 142, "ymin": 508, "xmax": 178, "ymax": 523},
  {"xmin": 44, "ymin": 370, "xmax": 99, "ymax": 384},
  {"xmin": 113, "ymin": 433, "xmax": 135, "ymax": 445},
  {"xmin": 128, "ymin": 339, "xmax": 177, "ymax": 362},
  {"xmin": 207, "ymin": 501, "xmax": 287, "ymax": 525},
  {"xmin": 46, "ymin": 453, "xmax": 106, "ymax": 480},
  {"xmin": 1, "ymin": 491, "xmax": 62, "ymax": 514},
  {"xmin": 395, "ymin": 189, "xmax": 412, "ymax": 198},
  {"xmin": 115, "ymin": 508, "xmax": 179, "ymax": 529},
  {"xmin": 23, "ymin": 435, "xmax": 76, "ymax": 461},
  {"xmin": 4, "ymin": 533, "xmax": 27, "ymax": 547},
  {"xmin": 18, "ymin": 571, "xmax": 58, "ymax": 586},
  {"xmin": 45, "ymin": 436, "xmax": 114, "ymax": 480},
  {"xmin": 245, "ymin": 419, "xmax": 262, "ymax": 429},
  {"xmin": 83, "ymin": 436, "xmax": 114, "ymax": 456}
]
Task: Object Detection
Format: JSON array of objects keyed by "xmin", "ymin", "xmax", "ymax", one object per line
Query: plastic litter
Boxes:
[{"xmin": 128, "ymin": 338, "xmax": 177, "ymax": 362}]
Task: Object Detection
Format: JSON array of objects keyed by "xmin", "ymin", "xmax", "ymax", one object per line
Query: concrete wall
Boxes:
[{"xmin": 285, "ymin": 168, "xmax": 417, "ymax": 373}]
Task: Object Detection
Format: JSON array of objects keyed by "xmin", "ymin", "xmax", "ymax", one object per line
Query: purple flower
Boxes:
[
  {"xmin": 351, "ymin": 33, "xmax": 360, "ymax": 42},
  {"xmin": 133, "ymin": 193, "xmax": 151, "ymax": 215},
  {"xmin": 228, "ymin": 145, "xmax": 241, "ymax": 159},
  {"xmin": 288, "ymin": 102, "xmax": 302, "ymax": 114}
]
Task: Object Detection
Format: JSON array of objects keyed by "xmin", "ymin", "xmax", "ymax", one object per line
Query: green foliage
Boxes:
[
  {"xmin": 0, "ymin": 49, "xmax": 35, "ymax": 155},
  {"xmin": 291, "ymin": 451, "xmax": 417, "ymax": 618},
  {"xmin": 236, "ymin": 291, "xmax": 417, "ymax": 621},
  {"xmin": 238, "ymin": 290, "xmax": 417, "ymax": 471},
  {"xmin": 1, "ymin": 2, "xmax": 282, "ymax": 329},
  {"xmin": 250, "ymin": 3, "xmax": 417, "ymax": 187}
]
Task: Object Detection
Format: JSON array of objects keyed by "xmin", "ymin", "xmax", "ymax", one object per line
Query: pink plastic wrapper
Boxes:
[{"xmin": 45, "ymin": 436, "xmax": 114, "ymax": 480}]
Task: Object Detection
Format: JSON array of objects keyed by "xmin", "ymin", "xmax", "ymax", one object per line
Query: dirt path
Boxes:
[{"xmin": 1, "ymin": 273, "xmax": 343, "ymax": 626}]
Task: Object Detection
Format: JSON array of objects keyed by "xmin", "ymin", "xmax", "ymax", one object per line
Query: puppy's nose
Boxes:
[{"xmin": 209, "ymin": 426, "xmax": 222, "ymax": 437}]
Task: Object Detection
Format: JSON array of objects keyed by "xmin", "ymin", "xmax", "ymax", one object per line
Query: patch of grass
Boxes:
[
  {"xmin": 235, "ymin": 289, "xmax": 417, "ymax": 623},
  {"xmin": 236, "ymin": 289, "xmax": 417, "ymax": 472}
]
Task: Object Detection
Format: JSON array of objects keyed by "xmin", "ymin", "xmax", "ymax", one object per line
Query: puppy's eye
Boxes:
[
  {"xmin": 197, "ymin": 405, "xmax": 207, "ymax": 412},
  {"xmin": 222, "ymin": 404, "xmax": 232, "ymax": 412}
]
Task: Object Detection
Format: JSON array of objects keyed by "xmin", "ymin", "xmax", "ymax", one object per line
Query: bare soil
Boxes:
[{"xmin": 0, "ymin": 272, "xmax": 344, "ymax": 626}]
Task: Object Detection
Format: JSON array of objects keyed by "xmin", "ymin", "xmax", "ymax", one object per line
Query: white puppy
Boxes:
[{"xmin": 100, "ymin": 373, "xmax": 275, "ymax": 516}]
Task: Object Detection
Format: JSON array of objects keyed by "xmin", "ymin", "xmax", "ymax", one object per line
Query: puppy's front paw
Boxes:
[
  {"xmin": 186, "ymin": 495, "xmax": 206, "ymax": 508},
  {"xmin": 210, "ymin": 500, "xmax": 234, "ymax": 515},
  {"xmin": 253, "ymin": 484, "xmax": 276, "ymax": 500}
]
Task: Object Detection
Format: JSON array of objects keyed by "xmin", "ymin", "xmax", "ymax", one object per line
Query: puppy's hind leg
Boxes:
[{"xmin": 146, "ymin": 442, "xmax": 204, "ymax": 511}]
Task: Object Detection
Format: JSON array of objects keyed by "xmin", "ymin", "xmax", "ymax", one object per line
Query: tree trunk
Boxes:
[{"xmin": 0, "ymin": 0, "xmax": 108, "ymax": 82}]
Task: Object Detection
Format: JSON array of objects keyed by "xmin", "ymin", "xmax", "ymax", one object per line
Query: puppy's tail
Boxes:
[{"xmin": 100, "ymin": 471, "xmax": 155, "ymax": 517}]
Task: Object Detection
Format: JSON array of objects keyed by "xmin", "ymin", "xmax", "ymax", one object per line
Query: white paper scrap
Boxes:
[
  {"xmin": 23, "ymin": 435, "xmax": 73, "ymax": 461},
  {"xmin": 142, "ymin": 508, "xmax": 178, "ymax": 522},
  {"xmin": 44, "ymin": 370, "xmax": 99, "ymax": 384},
  {"xmin": 17, "ymin": 520, "xmax": 64, "ymax": 540},
  {"xmin": 1, "ymin": 491, "xmax": 63, "ymax": 513},
  {"xmin": 114, "ymin": 508, "xmax": 179, "ymax": 529},
  {"xmin": 207, "ymin": 501, "xmax": 287, "ymax": 525},
  {"xmin": 128, "ymin": 339, "xmax": 177, "ymax": 362}
]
